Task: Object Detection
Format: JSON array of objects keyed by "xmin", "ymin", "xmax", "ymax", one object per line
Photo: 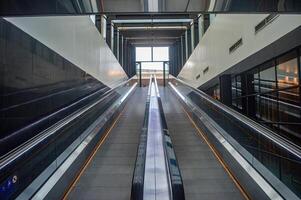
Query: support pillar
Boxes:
[
  {"xmin": 185, "ymin": 30, "xmax": 188, "ymax": 60},
  {"xmin": 191, "ymin": 22, "xmax": 195, "ymax": 52},
  {"xmin": 101, "ymin": 15, "xmax": 106, "ymax": 39},
  {"xmin": 219, "ymin": 74, "xmax": 232, "ymax": 106},
  {"xmin": 110, "ymin": 23, "xmax": 114, "ymax": 51}
]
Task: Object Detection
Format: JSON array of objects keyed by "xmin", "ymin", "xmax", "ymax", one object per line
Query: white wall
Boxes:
[
  {"xmin": 5, "ymin": 16, "xmax": 128, "ymax": 88},
  {"xmin": 178, "ymin": 14, "xmax": 301, "ymax": 88}
]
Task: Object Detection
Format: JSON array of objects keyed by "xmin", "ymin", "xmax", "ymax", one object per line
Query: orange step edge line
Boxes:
[
  {"xmin": 62, "ymin": 111, "xmax": 124, "ymax": 200},
  {"xmin": 181, "ymin": 105, "xmax": 251, "ymax": 200}
]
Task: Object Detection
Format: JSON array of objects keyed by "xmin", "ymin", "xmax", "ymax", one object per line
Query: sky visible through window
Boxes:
[{"xmin": 136, "ymin": 47, "xmax": 169, "ymax": 70}]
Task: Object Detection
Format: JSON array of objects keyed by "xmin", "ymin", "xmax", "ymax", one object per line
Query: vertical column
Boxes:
[
  {"xmin": 101, "ymin": 15, "xmax": 106, "ymax": 39},
  {"xmin": 139, "ymin": 62, "xmax": 142, "ymax": 87},
  {"xmin": 198, "ymin": 14, "xmax": 204, "ymax": 40},
  {"xmin": 163, "ymin": 62, "xmax": 166, "ymax": 86},
  {"xmin": 219, "ymin": 75, "xmax": 232, "ymax": 106},
  {"xmin": 210, "ymin": 14, "xmax": 216, "ymax": 24},
  {"xmin": 203, "ymin": 14, "xmax": 210, "ymax": 33},
  {"xmin": 185, "ymin": 30, "xmax": 188, "ymax": 61},
  {"xmin": 245, "ymin": 74, "xmax": 256, "ymax": 118},
  {"xmin": 121, "ymin": 36, "xmax": 124, "ymax": 66},
  {"xmin": 178, "ymin": 40, "xmax": 182, "ymax": 72},
  {"xmin": 297, "ymin": 48, "xmax": 301, "ymax": 110},
  {"xmin": 191, "ymin": 22, "xmax": 195, "ymax": 52},
  {"xmin": 180, "ymin": 36, "xmax": 184, "ymax": 66},
  {"xmin": 110, "ymin": 23, "xmax": 114, "ymax": 51},
  {"xmin": 117, "ymin": 30, "xmax": 120, "ymax": 61}
]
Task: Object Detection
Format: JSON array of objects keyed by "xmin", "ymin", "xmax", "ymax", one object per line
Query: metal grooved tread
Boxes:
[
  {"xmin": 159, "ymin": 87, "xmax": 244, "ymax": 200},
  {"xmin": 67, "ymin": 88, "xmax": 148, "ymax": 200}
]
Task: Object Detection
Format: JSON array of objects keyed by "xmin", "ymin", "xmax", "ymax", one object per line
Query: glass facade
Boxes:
[{"xmin": 224, "ymin": 49, "xmax": 301, "ymax": 144}]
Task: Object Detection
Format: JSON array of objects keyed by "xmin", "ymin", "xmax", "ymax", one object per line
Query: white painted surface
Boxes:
[
  {"xmin": 148, "ymin": 0, "xmax": 159, "ymax": 12},
  {"xmin": 178, "ymin": 14, "xmax": 301, "ymax": 88},
  {"xmin": 5, "ymin": 16, "xmax": 128, "ymax": 88}
]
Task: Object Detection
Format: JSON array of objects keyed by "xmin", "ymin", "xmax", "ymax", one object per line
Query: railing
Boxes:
[
  {"xmin": 131, "ymin": 76, "xmax": 185, "ymax": 200},
  {"xmin": 0, "ymin": 79, "xmax": 136, "ymax": 200},
  {"xmin": 131, "ymin": 77, "xmax": 151, "ymax": 200},
  {"xmin": 169, "ymin": 77, "xmax": 301, "ymax": 200}
]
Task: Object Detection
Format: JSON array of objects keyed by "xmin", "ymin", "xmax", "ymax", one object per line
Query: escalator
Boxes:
[
  {"xmin": 167, "ymin": 77, "xmax": 301, "ymax": 200},
  {"xmin": 66, "ymin": 76, "xmax": 185, "ymax": 200},
  {"xmin": 0, "ymin": 79, "xmax": 137, "ymax": 200},
  {"xmin": 1, "ymin": 76, "xmax": 300, "ymax": 200},
  {"xmin": 66, "ymin": 88, "xmax": 148, "ymax": 199},
  {"xmin": 159, "ymin": 87, "xmax": 245, "ymax": 200}
]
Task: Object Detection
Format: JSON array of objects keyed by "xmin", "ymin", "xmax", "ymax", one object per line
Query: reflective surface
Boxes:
[
  {"xmin": 170, "ymin": 78, "xmax": 301, "ymax": 198},
  {"xmin": 230, "ymin": 49, "xmax": 301, "ymax": 146},
  {"xmin": 0, "ymin": 18, "xmax": 108, "ymax": 156},
  {"xmin": 144, "ymin": 80, "xmax": 170, "ymax": 200},
  {"xmin": 0, "ymin": 79, "xmax": 134, "ymax": 200}
]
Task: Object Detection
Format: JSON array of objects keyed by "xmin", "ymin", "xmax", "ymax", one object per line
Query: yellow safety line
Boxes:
[
  {"xmin": 181, "ymin": 105, "xmax": 251, "ymax": 200},
  {"xmin": 62, "ymin": 111, "xmax": 123, "ymax": 200}
]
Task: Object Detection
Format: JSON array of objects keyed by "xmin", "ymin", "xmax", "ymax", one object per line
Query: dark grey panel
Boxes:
[{"xmin": 0, "ymin": 19, "xmax": 107, "ymax": 156}]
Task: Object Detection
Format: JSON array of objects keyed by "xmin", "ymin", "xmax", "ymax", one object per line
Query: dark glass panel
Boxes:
[
  {"xmin": 236, "ymin": 75, "xmax": 242, "ymax": 97},
  {"xmin": 277, "ymin": 51, "xmax": 299, "ymax": 89},
  {"xmin": 231, "ymin": 76, "xmax": 237, "ymax": 107},
  {"xmin": 213, "ymin": 84, "xmax": 220, "ymax": 100},
  {"xmin": 248, "ymin": 68, "xmax": 259, "ymax": 94},
  {"xmin": 259, "ymin": 92, "xmax": 278, "ymax": 124},
  {"xmin": 259, "ymin": 61, "xmax": 276, "ymax": 93},
  {"xmin": 255, "ymin": 95, "xmax": 260, "ymax": 118},
  {"xmin": 277, "ymin": 87, "xmax": 301, "ymax": 142}
]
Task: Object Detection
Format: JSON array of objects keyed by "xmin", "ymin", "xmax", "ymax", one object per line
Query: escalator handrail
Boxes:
[
  {"xmin": 157, "ymin": 97, "xmax": 185, "ymax": 200},
  {"xmin": 154, "ymin": 76, "xmax": 185, "ymax": 200},
  {"xmin": 131, "ymin": 77, "xmax": 152, "ymax": 200},
  {"xmin": 172, "ymin": 78, "xmax": 301, "ymax": 159},
  {"xmin": 0, "ymin": 78, "xmax": 134, "ymax": 171},
  {"xmin": 132, "ymin": 77, "xmax": 185, "ymax": 200}
]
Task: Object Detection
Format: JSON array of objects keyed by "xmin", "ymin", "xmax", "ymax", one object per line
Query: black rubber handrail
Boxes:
[
  {"xmin": 131, "ymin": 77, "xmax": 152, "ymax": 200},
  {"xmin": 154, "ymin": 76, "xmax": 185, "ymax": 200},
  {"xmin": 131, "ymin": 77, "xmax": 185, "ymax": 200},
  {"xmin": 157, "ymin": 96, "xmax": 185, "ymax": 200}
]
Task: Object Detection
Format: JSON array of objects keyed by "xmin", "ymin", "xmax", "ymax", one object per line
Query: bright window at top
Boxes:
[{"xmin": 135, "ymin": 46, "xmax": 169, "ymax": 62}]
